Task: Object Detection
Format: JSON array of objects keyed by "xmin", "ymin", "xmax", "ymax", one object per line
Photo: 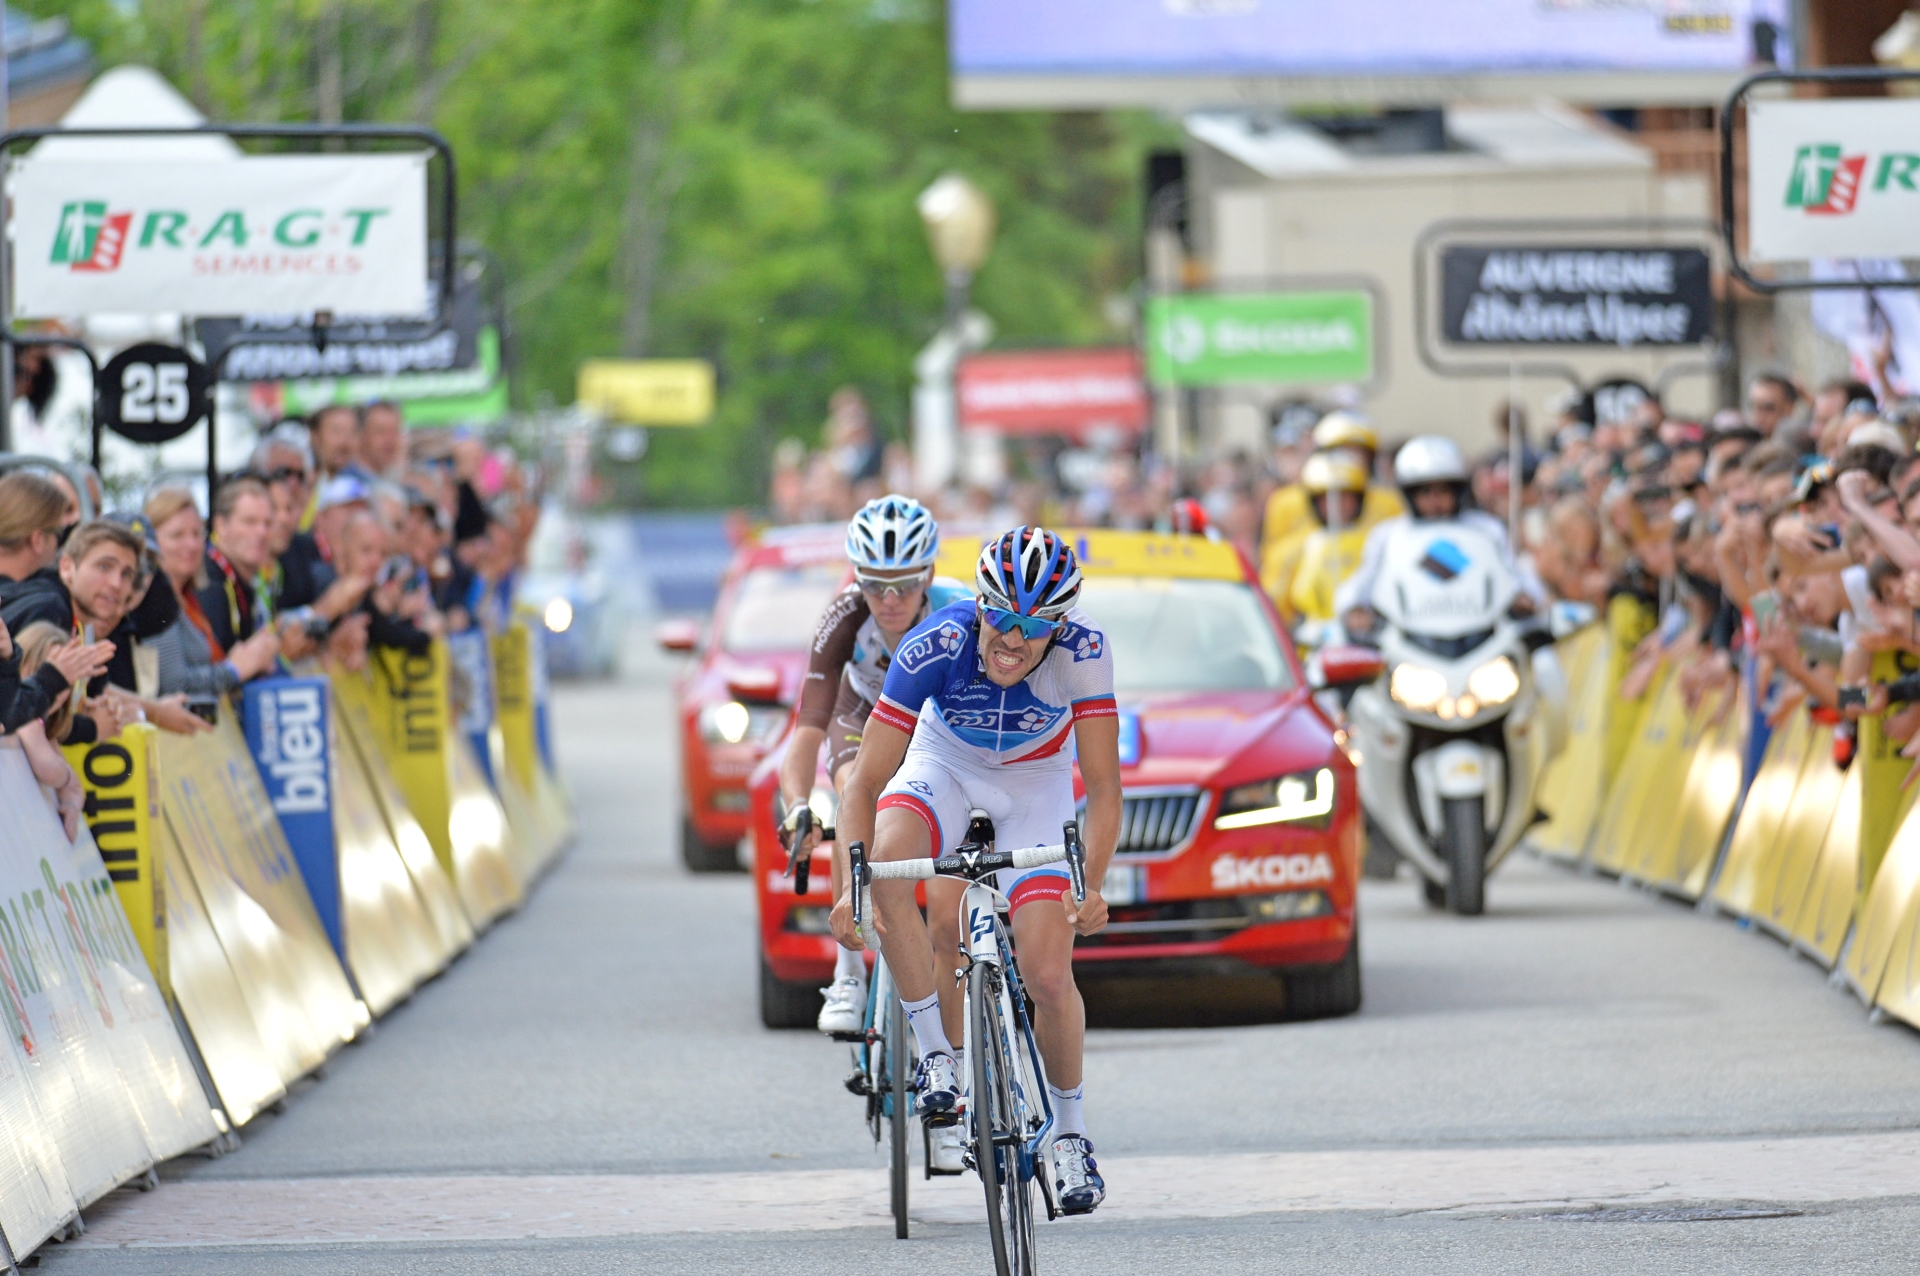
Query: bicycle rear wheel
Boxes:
[
  {"xmin": 887, "ymin": 989, "xmax": 910, "ymax": 1238},
  {"xmin": 970, "ymin": 961, "xmax": 1035, "ymax": 1276}
]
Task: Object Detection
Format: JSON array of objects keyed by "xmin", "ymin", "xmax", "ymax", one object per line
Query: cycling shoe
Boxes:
[
  {"xmin": 1052, "ymin": 1135, "xmax": 1104, "ymax": 1214},
  {"xmin": 915, "ymin": 1051, "xmax": 961, "ymax": 1127}
]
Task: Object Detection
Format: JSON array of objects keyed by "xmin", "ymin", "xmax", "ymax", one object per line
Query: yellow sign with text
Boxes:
[
  {"xmin": 935, "ymin": 528, "xmax": 1245, "ymax": 585},
  {"xmin": 578, "ymin": 359, "xmax": 715, "ymax": 425},
  {"xmin": 64, "ymin": 723, "xmax": 165, "ymax": 995}
]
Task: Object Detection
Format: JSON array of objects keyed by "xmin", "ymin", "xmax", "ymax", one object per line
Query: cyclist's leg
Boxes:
[
  {"xmin": 1007, "ymin": 881, "xmax": 1083, "ymax": 1095},
  {"xmin": 873, "ymin": 757, "xmax": 969, "ymax": 1059},
  {"xmin": 827, "ymin": 751, "xmax": 867, "ymax": 989}
]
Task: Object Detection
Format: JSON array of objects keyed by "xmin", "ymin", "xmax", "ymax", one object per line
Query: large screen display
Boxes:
[{"xmin": 953, "ymin": 0, "xmax": 1791, "ymax": 107}]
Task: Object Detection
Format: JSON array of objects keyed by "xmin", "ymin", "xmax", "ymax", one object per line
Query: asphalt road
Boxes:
[{"xmin": 42, "ymin": 637, "xmax": 1920, "ymax": 1274}]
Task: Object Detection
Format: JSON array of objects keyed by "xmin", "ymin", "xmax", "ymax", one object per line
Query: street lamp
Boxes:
[
  {"xmin": 917, "ymin": 173, "xmax": 996, "ymax": 324},
  {"xmin": 912, "ymin": 174, "xmax": 997, "ymax": 492}
]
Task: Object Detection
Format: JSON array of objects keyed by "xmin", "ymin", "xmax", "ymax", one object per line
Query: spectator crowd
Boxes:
[{"xmin": 0, "ymin": 402, "xmax": 540, "ymax": 840}]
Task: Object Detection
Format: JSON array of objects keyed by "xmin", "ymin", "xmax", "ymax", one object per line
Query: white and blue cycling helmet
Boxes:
[
  {"xmin": 976, "ymin": 526, "xmax": 1081, "ymax": 620},
  {"xmin": 846, "ymin": 495, "xmax": 939, "ymax": 572}
]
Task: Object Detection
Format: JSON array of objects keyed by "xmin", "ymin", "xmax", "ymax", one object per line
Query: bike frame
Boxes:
[{"xmin": 959, "ymin": 878, "xmax": 1062, "ymax": 1221}]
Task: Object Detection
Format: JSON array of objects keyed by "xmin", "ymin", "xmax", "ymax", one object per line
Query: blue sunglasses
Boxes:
[{"xmin": 981, "ymin": 604, "xmax": 1059, "ymax": 640}]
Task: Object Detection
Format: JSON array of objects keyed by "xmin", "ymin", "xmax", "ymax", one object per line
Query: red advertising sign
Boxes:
[{"xmin": 956, "ymin": 348, "xmax": 1148, "ymax": 438}]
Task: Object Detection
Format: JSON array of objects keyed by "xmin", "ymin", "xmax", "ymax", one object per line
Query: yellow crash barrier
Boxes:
[
  {"xmin": 1751, "ymin": 721, "xmax": 1844, "ymax": 940},
  {"xmin": 1590, "ymin": 664, "xmax": 1688, "ymax": 876},
  {"xmin": 1710, "ymin": 709, "xmax": 1813, "ymax": 919},
  {"xmin": 1530, "ymin": 625, "xmax": 1610, "ymax": 862}
]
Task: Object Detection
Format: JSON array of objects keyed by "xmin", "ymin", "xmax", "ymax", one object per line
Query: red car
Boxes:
[
  {"xmin": 750, "ymin": 528, "xmax": 1365, "ymax": 1027},
  {"xmin": 660, "ymin": 525, "xmax": 847, "ymax": 872}
]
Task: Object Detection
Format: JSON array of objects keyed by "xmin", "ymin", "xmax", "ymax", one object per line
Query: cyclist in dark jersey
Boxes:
[{"xmin": 779, "ymin": 496, "xmax": 968, "ymax": 1036}]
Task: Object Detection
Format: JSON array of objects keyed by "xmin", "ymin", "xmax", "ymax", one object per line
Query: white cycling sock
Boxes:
[
  {"xmin": 902, "ymin": 993, "xmax": 953, "ymax": 1059},
  {"xmin": 833, "ymin": 945, "xmax": 865, "ymax": 984},
  {"xmin": 1048, "ymin": 1083, "xmax": 1086, "ymax": 1137}
]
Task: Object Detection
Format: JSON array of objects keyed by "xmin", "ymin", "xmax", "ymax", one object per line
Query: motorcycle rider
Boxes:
[
  {"xmin": 1265, "ymin": 452, "xmax": 1373, "ymax": 632},
  {"xmin": 1261, "ymin": 412, "xmax": 1404, "ymax": 576},
  {"xmin": 1336, "ymin": 435, "xmax": 1541, "ymax": 638}
]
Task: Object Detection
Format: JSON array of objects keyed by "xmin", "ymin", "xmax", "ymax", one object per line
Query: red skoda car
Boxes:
[
  {"xmin": 749, "ymin": 529, "xmax": 1364, "ymax": 1025},
  {"xmin": 662, "ymin": 525, "xmax": 845, "ymax": 871}
]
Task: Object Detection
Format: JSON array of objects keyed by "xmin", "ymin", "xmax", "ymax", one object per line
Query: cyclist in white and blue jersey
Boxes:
[{"xmin": 832, "ymin": 526, "xmax": 1122, "ymax": 1215}]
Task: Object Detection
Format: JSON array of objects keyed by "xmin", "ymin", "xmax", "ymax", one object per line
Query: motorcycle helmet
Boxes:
[
  {"xmin": 845, "ymin": 495, "xmax": 939, "ymax": 571},
  {"xmin": 1311, "ymin": 411, "xmax": 1379, "ymax": 456},
  {"xmin": 1393, "ymin": 435, "xmax": 1470, "ymax": 520},
  {"xmin": 976, "ymin": 526, "xmax": 1082, "ymax": 620},
  {"xmin": 1300, "ymin": 453, "xmax": 1370, "ymax": 494}
]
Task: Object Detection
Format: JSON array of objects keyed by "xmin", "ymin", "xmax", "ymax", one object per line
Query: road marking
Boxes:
[{"xmin": 73, "ymin": 1130, "xmax": 1920, "ymax": 1247}]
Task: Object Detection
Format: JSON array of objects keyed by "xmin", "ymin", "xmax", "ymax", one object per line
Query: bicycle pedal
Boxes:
[
  {"xmin": 843, "ymin": 1072, "xmax": 870, "ymax": 1097},
  {"xmin": 827, "ymin": 1030, "xmax": 866, "ymax": 1043},
  {"xmin": 921, "ymin": 1110, "xmax": 960, "ymax": 1129}
]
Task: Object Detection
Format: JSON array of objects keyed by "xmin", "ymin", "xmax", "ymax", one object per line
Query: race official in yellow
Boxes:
[
  {"xmin": 1265, "ymin": 453, "xmax": 1373, "ymax": 631},
  {"xmin": 1260, "ymin": 413, "xmax": 1404, "ymax": 590}
]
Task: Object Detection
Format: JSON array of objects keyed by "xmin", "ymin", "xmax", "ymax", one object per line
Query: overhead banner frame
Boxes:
[
  {"xmin": 0, "ymin": 122, "xmax": 459, "ymax": 482},
  {"xmin": 1719, "ymin": 67, "xmax": 1920, "ymax": 294},
  {"xmin": 1413, "ymin": 217, "xmax": 1731, "ymax": 393}
]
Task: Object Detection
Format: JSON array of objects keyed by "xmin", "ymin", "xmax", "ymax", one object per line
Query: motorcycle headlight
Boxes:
[
  {"xmin": 1389, "ymin": 663, "xmax": 1448, "ymax": 713},
  {"xmin": 1214, "ymin": 768, "xmax": 1335, "ymax": 830},
  {"xmin": 699, "ymin": 701, "xmax": 785, "ymax": 746},
  {"xmin": 1466, "ymin": 655, "xmax": 1520, "ymax": 706},
  {"xmin": 543, "ymin": 597, "xmax": 575, "ymax": 633}
]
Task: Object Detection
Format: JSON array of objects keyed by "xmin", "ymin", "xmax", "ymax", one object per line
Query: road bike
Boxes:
[{"xmin": 850, "ymin": 815, "xmax": 1087, "ymax": 1276}]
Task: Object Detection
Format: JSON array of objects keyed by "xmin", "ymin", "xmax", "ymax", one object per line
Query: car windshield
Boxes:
[
  {"xmin": 1075, "ymin": 577, "xmax": 1294, "ymax": 695},
  {"xmin": 721, "ymin": 562, "xmax": 843, "ymax": 653}
]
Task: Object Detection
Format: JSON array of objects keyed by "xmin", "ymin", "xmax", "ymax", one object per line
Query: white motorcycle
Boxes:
[{"xmin": 1338, "ymin": 520, "xmax": 1566, "ymax": 915}]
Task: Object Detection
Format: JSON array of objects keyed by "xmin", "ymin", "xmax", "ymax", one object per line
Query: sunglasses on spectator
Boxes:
[
  {"xmin": 854, "ymin": 570, "xmax": 928, "ymax": 600},
  {"xmin": 981, "ymin": 605, "xmax": 1059, "ymax": 641},
  {"xmin": 263, "ymin": 466, "xmax": 307, "ymax": 484}
]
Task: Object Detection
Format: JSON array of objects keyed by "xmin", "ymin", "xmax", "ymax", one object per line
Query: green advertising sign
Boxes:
[
  {"xmin": 1145, "ymin": 291, "xmax": 1373, "ymax": 387},
  {"xmin": 280, "ymin": 326, "xmax": 509, "ymax": 425}
]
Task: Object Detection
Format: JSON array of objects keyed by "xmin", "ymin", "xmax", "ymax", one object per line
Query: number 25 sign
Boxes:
[{"xmin": 97, "ymin": 342, "xmax": 212, "ymax": 444}]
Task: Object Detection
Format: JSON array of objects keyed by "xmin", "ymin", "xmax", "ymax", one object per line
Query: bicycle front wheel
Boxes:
[
  {"xmin": 970, "ymin": 961, "xmax": 1035, "ymax": 1276},
  {"xmin": 887, "ymin": 985, "xmax": 910, "ymax": 1239}
]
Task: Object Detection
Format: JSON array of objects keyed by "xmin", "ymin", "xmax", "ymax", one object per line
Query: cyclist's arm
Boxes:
[
  {"xmin": 778, "ymin": 725, "xmax": 826, "ymax": 809},
  {"xmin": 1070, "ymin": 714, "xmax": 1121, "ymax": 936},
  {"xmin": 786, "ymin": 588, "xmax": 863, "ymax": 807},
  {"xmin": 829, "ymin": 714, "xmax": 914, "ymax": 949}
]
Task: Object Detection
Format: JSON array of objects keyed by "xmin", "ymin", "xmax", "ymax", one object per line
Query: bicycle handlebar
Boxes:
[{"xmin": 847, "ymin": 821, "xmax": 1087, "ymax": 935}]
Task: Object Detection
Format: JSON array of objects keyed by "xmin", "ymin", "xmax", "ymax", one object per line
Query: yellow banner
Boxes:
[{"xmin": 577, "ymin": 358, "xmax": 715, "ymax": 425}]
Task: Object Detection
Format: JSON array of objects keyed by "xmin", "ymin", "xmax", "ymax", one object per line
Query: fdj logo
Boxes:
[
  {"xmin": 1785, "ymin": 144, "xmax": 1920, "ymax": 216},
  {"xmin": 51, "ymin": 201, "xmax": 131, "ymax": 272}
]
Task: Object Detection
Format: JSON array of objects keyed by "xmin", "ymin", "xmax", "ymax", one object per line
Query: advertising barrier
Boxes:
[
  {"xmin": 0, "ymin": 740, "xmax": 221, "ymax": 1250},
  {"xmin": 0, "ymin": 610, "xmax": 570, "ymax": 1259},
  {"xmin": 1526, "ymin": 619, "xmax": 1920, "ymax": 1028}
]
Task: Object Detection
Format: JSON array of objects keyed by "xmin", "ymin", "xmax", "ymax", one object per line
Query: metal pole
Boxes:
[
  {"xmin": 1508, "ymin": 362, "xmax": 1522, "ymax": 550},
  {"xmin": 0, "ymin": 19, "xmax": 13, "ymax": 454}
]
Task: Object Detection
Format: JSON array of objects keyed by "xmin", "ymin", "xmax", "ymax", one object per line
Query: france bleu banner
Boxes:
[{"xmin": 241, "ymin": 678, "xmax": 341, "ymax": 955}]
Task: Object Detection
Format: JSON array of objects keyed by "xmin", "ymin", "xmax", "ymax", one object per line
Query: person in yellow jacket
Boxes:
[
  {"xmin": 1261, "ymin": 412, "xmax": 1404, "ymax": 575},
  {"xmin": 1265, "ymin": 453, "xmax": 1373, "ymax": 636}
]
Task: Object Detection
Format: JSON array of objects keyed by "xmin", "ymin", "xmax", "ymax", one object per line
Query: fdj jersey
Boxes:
[
  {"xmin": 872, "ymin": 601, "xmax": 1116, "ymax": 770},
  {"xmin": 871, "ymin": 600, "xmax": 1116, "ymax": 910}
]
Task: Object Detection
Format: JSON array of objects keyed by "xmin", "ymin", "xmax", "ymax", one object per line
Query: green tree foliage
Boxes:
[{"xmin": 42, "ymin": 0, "xmax": 1169, "ymax": 505}]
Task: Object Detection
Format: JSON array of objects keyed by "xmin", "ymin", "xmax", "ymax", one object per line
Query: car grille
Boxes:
[
  {"xmin": 1117, "ymin": 791, "xmax": 1203, "ymax": 854},
  {"xmin": 1076, "ymin": 891, "xmax": 1330, "ymax": 947}
]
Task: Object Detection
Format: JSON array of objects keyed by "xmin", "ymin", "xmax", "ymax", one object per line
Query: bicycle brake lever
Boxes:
[
  {"xmin": 848, "ymin": 840, "xmax": 867, "ymax": 931},
  {"xmin": 789, "ymin": 806, "xmax": 813, "ymax": 895},
  {"xmin": 1064, "ymin": 821, "xmax": 1087, "ymax": 905}
]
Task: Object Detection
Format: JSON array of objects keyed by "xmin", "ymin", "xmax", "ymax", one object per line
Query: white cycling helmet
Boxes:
[
  {"xmin": 845, "ymin": 495, "xmax": 939, "ymax": 572},
  {"xmin": 1392, "ymin": 435, "xmax": 1469, "ymax": 489}
]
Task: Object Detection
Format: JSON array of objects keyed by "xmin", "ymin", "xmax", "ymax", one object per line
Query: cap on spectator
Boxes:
[
  {"xmin": 317, "ymin": 474, "xmax": 373, "ymax": 511},
  {"xmin": 1846, "ymin": 421, "xmax": 1907, "ymax": 454},
  {"xmin": 1791, "ymin": 458, "xmax": 1834, "ymax": 504},
  {"xmin": 103, "ymin": 509, "xmax": 160, "ymax": 556}
]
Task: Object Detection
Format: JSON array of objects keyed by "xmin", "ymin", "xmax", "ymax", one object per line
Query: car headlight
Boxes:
[
  {"xmin": 1389, "ymin": 663, "xmax": 1448, "ymax": 713},
  {"xmin": 1214, "ymin": 768, "xmax": 1335, "ymax": 830},
  {"xmin": 698, "ymin": 701, "xmax": 786, "ymax": 746},
  {"xmin": 1466, "ymin": 655, "xmax": 1519, "ymax": 706},
  {"xmin": 543, "ymin": 597, "xmax": 574, "ymax": 633}
]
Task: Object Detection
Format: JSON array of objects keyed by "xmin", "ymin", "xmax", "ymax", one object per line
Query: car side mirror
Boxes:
[
  {"xmin": 655, "ymin": 619, "xmax": 700, "ymax": 652},
  {"xmin": 726, "ymin": 666, "xmax": 784, "ymax": 703},
  {"xmin": 1318, "ymin": 645, "xmax": 1386, "ymax": 690}
]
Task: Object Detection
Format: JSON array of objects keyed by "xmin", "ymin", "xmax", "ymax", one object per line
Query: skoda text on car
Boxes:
[
  {"xmin": 661, "ymin": 525, "xmax": 846, "ymax": 872},
  {"xmin": 750, "ymin": 528, "xmax": 1363, "ymax": 1022}
]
